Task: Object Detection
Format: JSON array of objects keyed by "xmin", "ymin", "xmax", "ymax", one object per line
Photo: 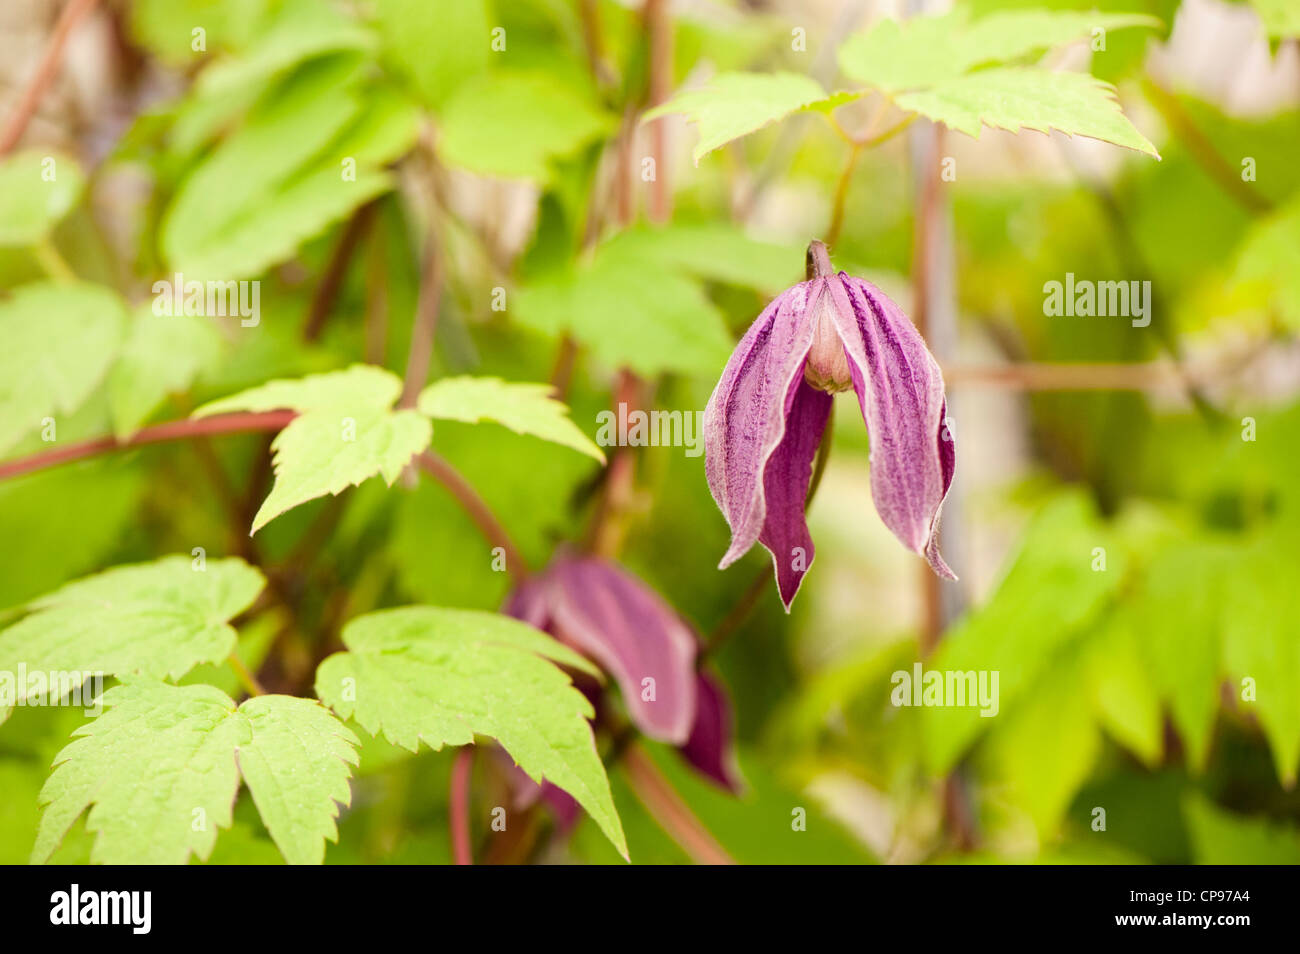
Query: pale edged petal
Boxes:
[
  {"xmin": 704, "ymin": 281, "xmax": 820, "ymax": 569},
  {"xmin": 548, "ymin": 555, "xmax": 698, "ymax": 743},
  {"xmin": 830, "ymin": 274, "xmax": 956, "ymax": 579}
]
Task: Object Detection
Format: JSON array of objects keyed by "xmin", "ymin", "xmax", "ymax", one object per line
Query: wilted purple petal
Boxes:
[
  {"xmin": 548, "ymin": 554, "xmax": 698, "ymax": 744},
  {"xmin": 494, "ymin": 748, "xmax": 582, "ymax": 831},
  {"xmin": 679, "ymin": 670, "xmax": 744, "ymax": 793},
  {"xmin": 500, "ymin": 575, "xmax": 551, "ymax": 629},
  {"xmin": 831, "ymin": 275, "xmax": 955, "ymax": 579},
  {"xmin": 756, "ymin": 376, "xmax": 832, "ymax": 608},
  {"xmin": 539, "ymin": 782, "xmax": 581, "ymax": 830},
  {"xmin": 704, "ymin": 283, "xmax": 818, "ymax": 572}
]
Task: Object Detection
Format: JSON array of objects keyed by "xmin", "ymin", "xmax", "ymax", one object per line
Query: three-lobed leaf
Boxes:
[
  {"xmin": 838, "ymin": 9, "xmax": 1160, "ymax": 156},
  {"xmin": 32, "ymin": 679, "xmax": 358, "ymax": 865},
  {"xmin": 195, "ymin": 365, "xmax": 607, "ymax": 532},
  {"xmin": 315, "ymin": 606, "xmax": 628, "ymax": 858}
]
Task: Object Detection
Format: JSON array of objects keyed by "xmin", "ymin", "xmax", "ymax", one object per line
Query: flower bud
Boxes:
[{"xmin": 802, "ymin": 292, "xmax": 854, "ymax": 393}]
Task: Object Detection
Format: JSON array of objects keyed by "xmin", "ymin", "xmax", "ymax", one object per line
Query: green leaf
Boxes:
[
  {"xmin": 32, "ymin": 680, "xmax": 249, "ymax": 865},
  {"xmin": 1235, "ymin": 196, "xmax": 1300, "ymax": 330},
  {"xmin": 896, "ymin": 68, "xmax": 1159, "ymax": 157},
  {"xmin": 1220, "ymin": 531, "xmax": 1300, "ymax": 785},
  {"xmin": 329, "ymin": 84, "xmax": 422, "ymax": 166},
  {"xmin": 574, "ymin": 743, "xmax": 876, "ymax": 865},
  {"xmin": 0, "ymin": 462, "xmax": 144, "ymax": 607},
  {"xmin": 195, "ymin": 0, "xmax": 376, "ymax": 98},
  {"xmin": 513, "ymin": 256, "xmax": 732, "ymax": 377},
  {"xmin": 839, "ymin": 9, "xmax": 1160, "ymax": 93},
  {"xmin": 597, "ymin": 223, "xmax": 803, "ymax": 292},
  {"xmin": 0, "ymin": 150, "xmax": 84, "ymax": 247},
  {"xmin": 315, "ymin": 606, "xmax": 627, "ymax": 858},
  {"xmin": 838, "ymin": 12, "xmax": 966, "ymax": 93},
  {"xmin": 838, "ymin": 10, "xmax": 1159, "ymax": 156},
  {"xmin": 196, "ymin": 362, "xmax": 399, "ymax": 416},
  {"xmin": 129, "ymin": 0, "xmax": 271, "ymax": 64},
  {"xmin": 389, "ymin": 423, "xmax": 596, "ymax": 607},
  {"xmin": 1249, "ymin": 0, "xmax": 1300, "ymax": 39},
  {"xmin": 193, "ymin": 365, "xmax": 432, "ymax": 533},
  {"xmin": 644, "ymin": 71, "xmax": 855, "ymax": 164},
  {"xmin": 236, "ymin": 695, "xmax": 360, "ymax": 864},
  {"xmin": 0, "ymin": 760, "xmax": 44, "ymax": 863},
  {"xmin": 0, "ymin": 555, "xmax": 265, "ymax": 720},
  {"xmin": 255, "ymin": 409, "xmax": 430, "ymax": 533},
  {"xmin": 983, "ymin": 650, "xmax": 1102, "ymax": 836},
  {"xmin": 922, "ymin": 493, "xmax": 1123, "ymax": 774},
  {"xmin": 437, "ymin": 72, "xmax": 613, "ymax": 182},
  {"xmin": 1132, "ymin": 541, "xmax": 1232, "ymax": 771},
  {"xmin": 1184, "ymin": 793, "xmax": 1300, "ymax": 864},
  {"xmin": 375, "ymin": 0, "xmax": 491, "ymax": 108},
  {"xmin": 958, "ymin": 10, "xmax": 1159, "ymax": 68},
  {"xmin": 108, "ymin": 307, "xmax": 224, "ymax": 439},
  {"xmin": 0, "ymin": 282, "xmax": 127, "ymax": 454},
  {"xmin": 1083, "ymin": 609, "xmax": 1163, "ymax": 766},
  {"xmin": 161, "ymin": 59, "xmax": 404, "ymax": 279},
  {"xmin": 31, "ymin": 680, "xmax": 360, "ymax": 864},
  {"xmin": 417, "ymin": 376, "xmax": 604, "ymax": 463}
]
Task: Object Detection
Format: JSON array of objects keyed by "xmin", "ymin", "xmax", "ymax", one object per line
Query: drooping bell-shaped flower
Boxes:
[
  {"xmin": 502, "ymin": 552, "xmax": 743, "ymax": 802},
  {"xmin": 704, "ymin": 240, "xmax": 955, "ymax": 609},
  {"xmin": 503, "ymin": 551, "xmax": 698, "ymax": 743}
]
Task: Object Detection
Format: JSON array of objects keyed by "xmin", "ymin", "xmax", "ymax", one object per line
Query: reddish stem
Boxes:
[
  {"xmin": 416, "ymin": 450, "xmax": 528, "ymax": 579},
  {"xmin": 644, "ymin": 0, "xmax": 673, "ymax": 224},
  {"xmin": 450, "ymin": 747, "xmax": 474, "ymax": 866},
  {"xmin": 623, "ymin": 744, "xmax": 733, "ymax": 865},
  {"xmin": 302, "ymin": 202, "xmax": 377, "ymax": 342},
  {"xmin": 0, "ymin": 0, "xmax": 101, "ymax": 156},
  {"xmin": 0, "ymin": 411, "xmax": 294, "ymax": 482},
  {"xmin": 943, "ymin": 361, "xmax": 1184, "ymax": 391},
  {"xmin": 400, "ymin": 229, "xmax": 443, "ymax": 409}
]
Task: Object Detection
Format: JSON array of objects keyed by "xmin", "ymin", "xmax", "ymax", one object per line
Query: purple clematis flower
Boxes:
[
  {"xmin": 704, "ymin": 240, "xmax": 955, "ymax": 609},
  {"xmin": 679, "ymin": 670, "xmax": 743, "ymax": 793},
  {"xmin": 503, "ymin": 551, "xmax": 743, "ymax": 801},
  {"xmin": 503, "ymin": 551, "xmax": 698, "ymax": 743}
]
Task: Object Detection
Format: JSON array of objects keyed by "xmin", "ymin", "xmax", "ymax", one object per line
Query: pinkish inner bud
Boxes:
[{"xmin": 803, "ymin": 288, "xmax": 854, "ymax": 393}]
